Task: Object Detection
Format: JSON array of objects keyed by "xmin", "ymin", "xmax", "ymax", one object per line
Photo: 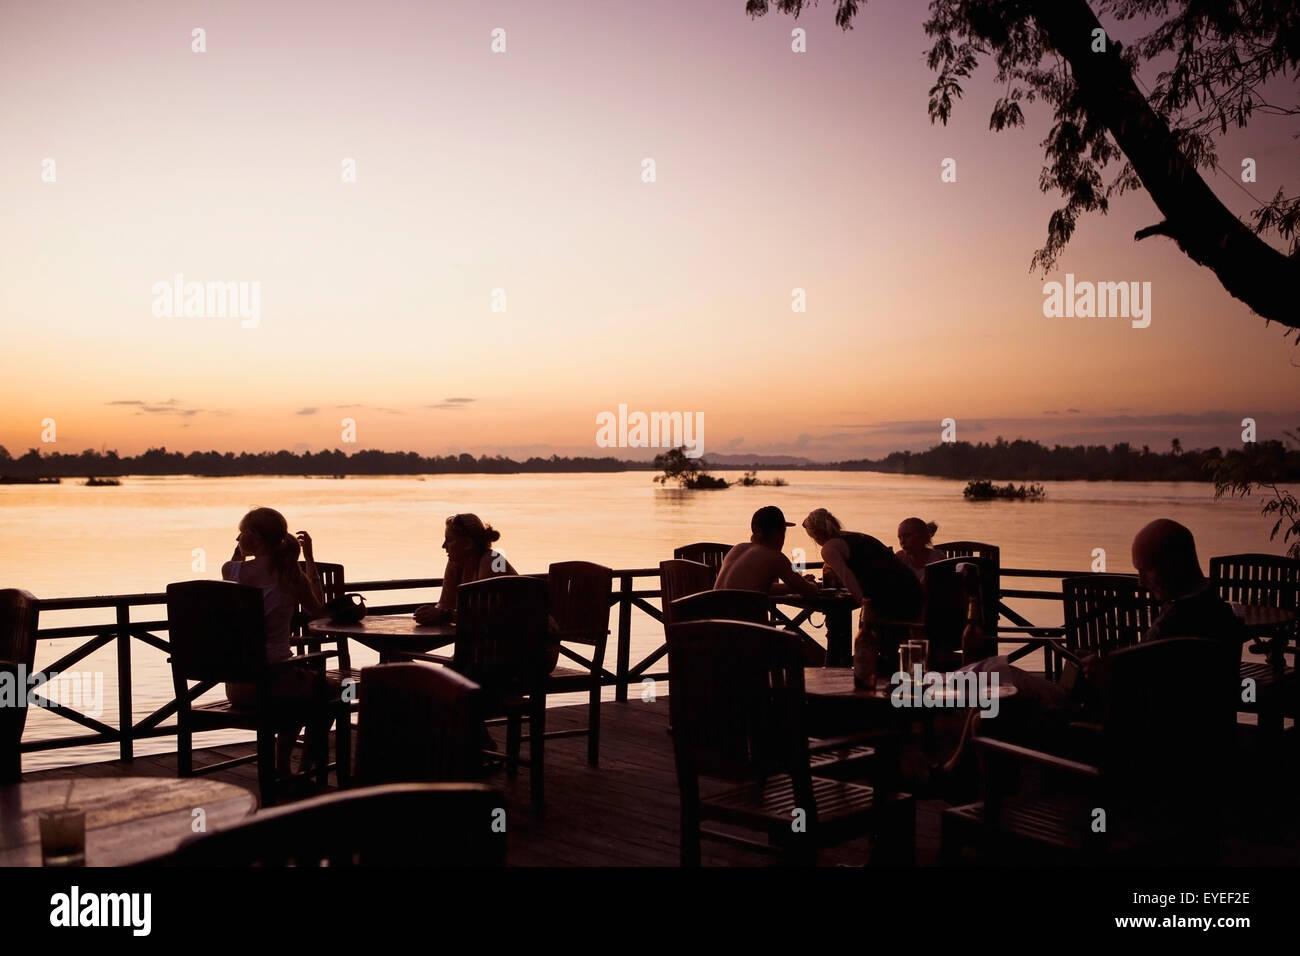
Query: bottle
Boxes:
[
  {"xmin": 853, "ymin": 598, "xmax": 879, "ymax": 690},
  {"xmin": 961, "ymin": 593, "xmax": 986, "ymax": 663}
]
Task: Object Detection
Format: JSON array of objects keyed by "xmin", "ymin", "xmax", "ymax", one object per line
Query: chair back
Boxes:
[
  {"xmin": 0, "ymin": 590, "xmax": 39, "ymax": 783},
  {"xmin": 923, "ymin": 558, "xmax": 998, "ymax": 668},
  {"xmin": 1100, "ymin": 638, "xmax": 1236, "ymax": 806},
  {"xmin": 161, "ymin": 783, "xmax": 506, "ymax": 866},
  {"xmin": 1209, "ymin": 553, "xmax": 1300, "ymax": 610},
  {"xmin": 934, "ymin": 541, "xmax": 1000, "ymax": 565},
  {"xmin": 671, "ymin": 589, "xmax": 770, "ymax": 625},
  {"xmin": 666, "ymin": 620, "xmax": 811, "ymax": 791},
  {"xmin": 1062, "ymin": 575, "xmax": 1158, "ymax": 656},
  {"xmin": 356, "ymin": 663, "xmax": 485, "ymax": 786},
  {"xmin": 660, "ymin": 560, "xmax": 715, "ymax": 628},
  {"xmin": 292, "ymin": 561, "xmax": 345, "ymax": 638},
  {"xmin": 547, "ymin": 561, "xmax": 613, "ymax": 648},
  {"xmin": 166, "ymin": 581, "xmax": 267, "ymax": 687},
  {"xmin": 453, "ymin": 576, "xmax": 550, "ymax": 696},
  {"xmin": 673, "ymin": 543, "xmax": 732, "ymax": 576}
]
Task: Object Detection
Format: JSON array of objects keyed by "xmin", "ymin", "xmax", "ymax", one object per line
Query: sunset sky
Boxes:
[{"xmin": 2, "ymin": 0, "xmax": 1296, "ymax": 462}]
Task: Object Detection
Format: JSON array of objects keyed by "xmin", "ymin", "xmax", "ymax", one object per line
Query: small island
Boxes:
[{"xmin": 963, "ymin": 480, "xmax": 1045, "ymax": 501}]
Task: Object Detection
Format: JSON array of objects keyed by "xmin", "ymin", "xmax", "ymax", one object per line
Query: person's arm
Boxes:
[
  {"xmin": 295, "ymin": 531, "xmax": 325, "ymax": 608},
  {"xmin": 775, "ymin": 553, "xmax": 819, "ymax": 597},
  {"xmin": 821, "ymin": 539, "xmax": 863, "ymax": 603},
  {"xmin": 415, "ymin": 559, "xmax": 461, "ymax": 623}
]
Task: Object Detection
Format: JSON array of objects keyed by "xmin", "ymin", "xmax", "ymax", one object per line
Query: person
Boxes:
[
  {"xmin": 221, "ymin": 507, "xmax": 329, "ymax": 775},
  {"xmin": 714, "ymin": 506, "xmax": 820, "ymax": 597},
  {"xmin": 414, "ymin": 513, "xmax": 517, "ymax": 625},
  {"xmin": 896, "ymin": 517, "xmax": 946, "ymax": 582},
  {"xmin": 933, "ymin": 518, "xmax": 1242, "ymax": 787},
  {"xmin": 801, "ymin": 509, "xmax": 923, "ymax": 621}
]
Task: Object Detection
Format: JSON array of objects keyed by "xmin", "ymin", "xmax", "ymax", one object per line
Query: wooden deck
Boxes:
[{"xmin": 19, "ymin": 697, "xmax": 1299, "ymax": 866}]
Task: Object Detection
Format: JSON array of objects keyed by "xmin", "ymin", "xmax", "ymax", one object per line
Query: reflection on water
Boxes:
[{"xmin": 2, "ymin": 471, "xmax": 1288, "ymax": 770}]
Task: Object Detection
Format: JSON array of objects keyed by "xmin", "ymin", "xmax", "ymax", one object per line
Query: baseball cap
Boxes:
[{"xmin": 752, "ymin": 506, "xmax": 795, "ymax": 536}]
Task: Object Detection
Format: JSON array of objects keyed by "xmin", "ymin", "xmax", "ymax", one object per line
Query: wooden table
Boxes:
[
  {"xmin": 1231, "ymin": 602, "xmax": 1296, "ymax": 635},
  {"xmin": 770, "ymin": 590, "xmax": 860, "ymax": 666},
  {"xmin": 307, "ymin": 614, "xmax": 456, "ymax": 663},
  {"xmin": 0, "ymin": 776, "xmax": 255, "ymax": 867}
]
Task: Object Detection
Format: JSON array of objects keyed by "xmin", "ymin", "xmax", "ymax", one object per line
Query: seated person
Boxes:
[
  {"xmin": 935, "ymin": 518, "xmax": 1242, "ymax": 784},
  {"xmin": 801, "ymin": 508, "xmax": 923, "ymax": 622},
  {"xmin": 895, "ymin": 517, "xmax": 946, "ymax": 582},
  {"xmin": 714, "ymin": 506, "xmax": 819, "ymax": 597},
  {"xmin": 221, "ymin": 507, "xmax": 328, "ymax": 775},
  {"xmin": 414, "ymin": 513, "xmax": 517, "ymax": 625}
]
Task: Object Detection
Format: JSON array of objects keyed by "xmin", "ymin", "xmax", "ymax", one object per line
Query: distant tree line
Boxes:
[
  {"xmin": 1, "ymin": 436, "xmax": 1296, "ymax": 482},
  {"xmin": 835, "ymin": 437, "xmax": 1300, "ymax": 483}
]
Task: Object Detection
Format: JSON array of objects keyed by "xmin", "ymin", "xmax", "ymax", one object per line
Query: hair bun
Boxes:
[
  {"xmin": 926, "ymin": 521, "xmax": 939, "ymax": 536},
  {"xmin": 484, "ymin": 527, "xmax": 501, "ymax": 544}
]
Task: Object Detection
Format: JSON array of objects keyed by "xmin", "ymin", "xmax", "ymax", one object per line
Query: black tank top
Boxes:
[{"xmin": 840, "ymin": 532, "xmax": 923, "ymax": 620}]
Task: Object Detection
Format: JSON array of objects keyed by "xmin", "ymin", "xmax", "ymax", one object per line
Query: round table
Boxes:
[
  {"xmin": 770, "ymin": 590, "xmax": 861, "ymax": 666},
  {"xmin": 0, "ymin": 776, "xmax": 256, "ymax": 867},
  {"xmin": 1230, "ymin": 602, "xmax": 1296, "ymax": 635},
  {"xmin": 306, "ymin": 614, "xmax": 456, "ymax": 663}
]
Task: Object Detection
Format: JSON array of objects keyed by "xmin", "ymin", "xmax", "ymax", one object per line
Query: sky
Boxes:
[{"xmin": 1, "ymin": 0, "xmax": 1297, "ymax": 462}]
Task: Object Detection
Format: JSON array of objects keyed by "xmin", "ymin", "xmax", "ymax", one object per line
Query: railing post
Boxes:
[
  {"xmin": 615, "ymin": 574, "xmax": 632, "ymax": 702},
  {"xmin": 116, "ymin": 602, "xmax": 133, "ymax": 762}
]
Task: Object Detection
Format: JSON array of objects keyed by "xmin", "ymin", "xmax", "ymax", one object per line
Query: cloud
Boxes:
[
  {"xmin": 1066, "ymin": 408, "xmax": 1080, "ymax": 414},
  {"xmin": 726, "ymin": 436, "xmax": 744, "ymax": 448},
  {"xmin": 297, "ymin": 407, "xmax": 318, "ymax": 416},
  {"xmin": 109, "ymin": 399, "xmax": 201, "ymax": 417},
  {"xmin": 445, "ymin": 397, "xmax": 475, "ymax": 404}
]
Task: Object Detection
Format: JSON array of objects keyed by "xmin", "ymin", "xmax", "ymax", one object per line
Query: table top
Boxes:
[
  {"xmin": 771, "ymin": 589, "xmax": 857, "ymax": 608},
  {"xmin": 803, "ymin": 666, "xmax": 1018, "ymax": 703},
  {"xmin": 1230, "ymin": 603, "xmax": 1296, "ymax": 631},
  {"xmin": 0, "ymin": 776, "xmax": 256, "ymax": 867},
  {"xmin": 306, "ymin": 614, "xmax": 457, "ymax": 640}
]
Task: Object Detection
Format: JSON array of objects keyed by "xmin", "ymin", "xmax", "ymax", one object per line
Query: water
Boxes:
[{"xmin": 2, "ymin": 471, "xmax": 1289, "ymax": 770}]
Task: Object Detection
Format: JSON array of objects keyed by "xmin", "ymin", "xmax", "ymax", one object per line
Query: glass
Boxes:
[
  {"xmin": 900, "ymin": 639, "xmax": 929, "ymax": 696},
  {"xmin": 39, "ymin": 808, "xmax": 86, "ymax": 867}
]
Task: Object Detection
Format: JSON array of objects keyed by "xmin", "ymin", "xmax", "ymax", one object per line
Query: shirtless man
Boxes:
[{"xmin": 714, "ymin": 506, "xmax": 820, "ymax": 597}]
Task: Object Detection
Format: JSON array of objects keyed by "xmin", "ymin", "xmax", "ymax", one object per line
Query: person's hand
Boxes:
[
  {"xmin": 231, "ymin": 544, "xmax": 243, "ymax": 561},
  {"xmin": 414, "ymin": 604, "xmax": 447, "ymax": 625},
  {"xmin": 296, "ymin": 530, "xmax": 314, "ymax": 561},
  {"xmin": 1079, "ymin": 652, "xmax": 1100, "ymax": 681}
]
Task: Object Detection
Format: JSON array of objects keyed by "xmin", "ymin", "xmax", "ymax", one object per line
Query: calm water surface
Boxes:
[{"xmin": 2, "ymin": 471, "xmax": 1289, "ymax": 769}]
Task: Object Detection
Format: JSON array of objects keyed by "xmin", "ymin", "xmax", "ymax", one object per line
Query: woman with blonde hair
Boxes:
[
  {"xmin": 801, "ymin": 509, "xmax": 922, "ymax": 621},
  {"xmin": 896, "ymin": 517, "xmax": 946, "ymax": 582}
]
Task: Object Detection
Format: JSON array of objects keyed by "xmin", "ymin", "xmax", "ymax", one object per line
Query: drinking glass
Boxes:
[{"xmin": 40, "ymin": 808, "xmax": 86, "ymax": 867}]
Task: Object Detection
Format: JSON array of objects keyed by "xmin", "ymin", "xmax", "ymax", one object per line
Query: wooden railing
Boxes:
[{"xmin": 20, "ymin": 564, "xmax": 1092, "ymax": 761}]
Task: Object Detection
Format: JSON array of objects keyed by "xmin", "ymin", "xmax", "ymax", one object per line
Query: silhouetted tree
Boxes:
[{"xmin": 745, "ymin": 0, "xmax": 1300, "ymax": 332}]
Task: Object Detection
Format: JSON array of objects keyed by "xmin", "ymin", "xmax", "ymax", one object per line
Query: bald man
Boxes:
[{"xmin": 1130, "ymin": 518, "xmax": 1242, "ymax": 647}]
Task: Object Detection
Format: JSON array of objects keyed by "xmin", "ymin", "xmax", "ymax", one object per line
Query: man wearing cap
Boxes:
[{"xmin": 714, "ymin": 506, "xmax": 821, "ymax": 597}]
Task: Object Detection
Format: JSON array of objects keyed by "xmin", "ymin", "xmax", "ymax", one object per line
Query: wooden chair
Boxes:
[
  {"xmin": 1209, "ymin": 553, "xmax": 1298, "ymax": 734},
  {"xmin": 923, "ymin": 558, "xmax": 999, "ymax": 670},
  {"xmin": 671, "ymin": 589, "xmax": 770, "ymax": 625},
  {"xmin": 0, "ymin": 590, "xmax": 38, "ymax": 784},
  {"xmin": 933, "ymin": 541, "xmax": 1001, "ymax": 566},
  {"xmin": 659, "ymin": 559, "xmax": 716, "ymax": 630},
  {"xmin": 666, "ymin": 619, "xmax": 915, "ymax": 865},
  {"xmin": 291, "ymin": 561, "xmax": 353, "ymax": 688},
  {"xmin": 1061, "ymin": 574, "xmax": 1158, "ymax": 658},
  {"xmin": 673, "ymin": 543, "xmax": 732, "ymax": 579},
  {"xmin": 544, "ymin": 561, "xmax": 613, "ymax": 766},
  {"xmin": 157, "ymin": 783, "xmax": 506, "ymax": 866},
  {"xmin": 453, "ymin": 576, "xmax": 551, "ymax": 814},
  {"xmin": 166, "ymin": 580, "xmax": 347, "ymax": 806},
  {"xmin": 355, "ymin": 663, "xmax": 485, "ymax": 786},
  {"xmin": 942, "ymin": 638, "xmax": 1235, "ymax": 864}
]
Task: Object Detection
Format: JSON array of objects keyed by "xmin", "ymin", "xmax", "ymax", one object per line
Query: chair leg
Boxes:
[
  {"xmin": 176, "ymin": 722, "xmax": 193, "ymax": 777},
  {"xmin": 312, "ymin": 714, "xmax": 330, "ymax": 789},
  {"xmin": 335, "ymin": 706, "xmax": 352, "ymax": 788},
  {"xmin": 680, "ymin": 804, "xmax": 701, "ymax": 867},
  {"xmin": 506, "ymin": 714, "xmax": 521, "ymax": 778},
  {"xmin": 586, "ymin": 681, "xmax": 601, "ymax": 766},
  {"xmin": 530, "ymin": 695, "xmax": 546, "ymax": 816},
  {"xmin": 256, "ymin": 725, "xmax": 278, "ymax": 807}
]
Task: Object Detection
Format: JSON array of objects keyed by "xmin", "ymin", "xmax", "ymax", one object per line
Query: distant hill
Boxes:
[{"xmin": 699, "ymin": 453, "xmax": 814, "ymax": 467}]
